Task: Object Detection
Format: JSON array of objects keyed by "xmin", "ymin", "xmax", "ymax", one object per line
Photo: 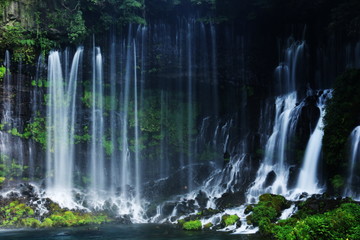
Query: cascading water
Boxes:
[
  {"xmin": 247, "ymin": 40, "xmax": 306, "ymax": 202},
  {"xmin": 186, "ymin": 20, "xmax": 195, "ymax": 192},
  {"xmin": 89, "ymin": 46, "xmax": 105, "ymax": 200},
  {"xmin": 46, "ymin": 48, "xmax": 83, "ymax": 208},
  {"xmin": 293, "ymin": 90, "xmax": 332, "ymax": 196},
  {"xmin": 344, "ymin": 126, "xmax": 360, "ymax": 200},
  {"xmin": 247, "ymin": 92, "xmax": 301, "ymax": 202},
  {"xmin": 0, "ymin": 51, "xmax": 12, "ymax": 179}
]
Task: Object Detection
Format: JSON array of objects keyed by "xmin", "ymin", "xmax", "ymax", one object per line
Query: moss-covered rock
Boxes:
[
  {"xmin": 221, "ymin": 214, "xmax": 239, "ymax": 227},
  {"xmin": 258, "ymin": 194, "xmax": 289, "ymax": 212},
  {"xmin": 182, "ymin": 220, "xmax": 202, "ymax": 231},
  {"xmin": 0, "ymin": 199, "xmax": 110, "ymax": 228},
  {"xmin": 323, "ymin": 69, "xmax": 360, "ymax": 193},
  {"xmin": 203, "ymin": 222, "xmax": 213, "ymax": 229},
  {"xmin": 246, "ymin": 194, "xmax": 290, "ymax": 232},
  {"xmin": 270, "ymin": 203, "xmax": 360, "ymax": 240}
]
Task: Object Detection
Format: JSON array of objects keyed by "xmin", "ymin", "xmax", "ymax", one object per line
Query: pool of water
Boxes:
[{"xmin": 0, "ymin": 224, "xmax": 262, "ymax": 240}]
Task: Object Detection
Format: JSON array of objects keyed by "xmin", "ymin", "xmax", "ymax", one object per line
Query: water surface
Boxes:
[{"xmin": 0, "ymin": 224, "xmax": 262, "ymax": 240}]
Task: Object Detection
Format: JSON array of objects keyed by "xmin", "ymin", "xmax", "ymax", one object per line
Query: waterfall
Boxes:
[
  {"xmin": 294, "ymin": 90, "xmax": 332, "ymax": 196},
  {"xmin": 120, "ymin": 28, "xmax": 132, "ymax": 200},
  {"xmin": 29, "ymin": 55, "xmax": 46, "ymax": 179},
  {"xmin": 0, "ymin": 51, "xmax": 12, "ymax": 181},
  {"xmin": 247, "ymin": 92, "xmax": 300, "ymax": 202},
  {"xmin": 344, "ymin": 126, "xmax": 360, "ymax": 200},
  {"xmin": 210, "ymin": 24, "xmax": 218, "ymax": 115},
  {"xmin": 247, "ymin": 40, "xmax": 306, "ymax": 202},
  {"xmin": 90, "ymin": 46, "xmax": 105, "ymax": 198},
  {"xmin": 133, "ymin": 40, "xmax": 141, "ymax": 212},
  {"xmin": 109, "ymin": 33, "xmax": 119, "ymax": 193},
  {"xmin": 46, "ymin": 48, "xmax": 83, "ymax": 208},
  {"xmin": 187, "ymin": 20, "xmax": 195, "ymax": 191}
]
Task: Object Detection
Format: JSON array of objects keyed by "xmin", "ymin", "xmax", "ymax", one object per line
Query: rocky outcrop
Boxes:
[{"xmin": 2, "ymin": 0, "xmax": 36, "ymax": 28}]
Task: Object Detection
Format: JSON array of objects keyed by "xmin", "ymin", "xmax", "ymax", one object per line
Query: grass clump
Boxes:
[
  {"xmin": 270, "ymin": 203, "xmax": 360, "ymax": 240},
  {"xmin": 221, "ymin": 214, "xmax": 239, "ymax": 227},
  {"xmin": 183, "ymin": 220, "xmax": 202, "ymax": 231},
  {"xmin": 0, "ymin": 201, "xmax": 110, "ymax": 228}
]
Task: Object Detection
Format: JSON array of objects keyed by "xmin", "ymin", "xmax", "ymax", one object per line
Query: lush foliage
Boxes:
[
  {"xmin": 246, "ymin": 194, "xmax": 290, "ymax": 232},
  {"xmin": 269, "ymin": 203, "xmax": 360, "ymax": 240},
  {"xmin": 221, "ymin": 214, "xmax": 239, "ymax": 227},
  {"xmin": 0, "ymin": 65, "xmax": 5, "ymax": 81},
  {"xmin": 182, "ymin": 220, "xmax": 202, "ymax": 230},
  {"xmin": 0, "ymin": 154, "xmax": 29, "ymax": 181},
  {"xmin": 0, "ymin": 201, "xmax": 35, "ymax": 227},
  {"xmin": 323, "ymin": 69, "xmax": 360, "ymax": 192},
  {"xmin": 0, "ymin": 22, "xmax": 36, "ymax": 63},
  {"xmin": 0, "ymin": 201, "xmax": 110, "ymax": 228},
  {"xmin": 24, "ymin": 116, "xmax": 47, "ymax": 149}
]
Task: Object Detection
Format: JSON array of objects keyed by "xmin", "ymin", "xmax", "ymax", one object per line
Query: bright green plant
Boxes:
[
  {"xmin": 183, "ymin": 220, "xmax": 202, "ymax": 230},
  {"xmin": 269, "ymin": 203, "xmax": 360, "ymax": 240},
  {"xmin": 24, "ymin": 116, "xmax": 47, "ymax": 149},
  {"xmin": 0, "ymin": 66, "xmax": 6, "ymax": 81},
  {"xmin": 0, "ymin": 23, "xmax": 36, "ymax": 63},
  {"xmin": 102, "ymin": 137, "xmax": 114, "ymax": 156},
  {"xmin": 222, "ymin": 214, "xmax": 239, "ymax": 226},
  {"xmin": 67, "ymin": 10, "xmax": 87, "ymax": 44}
]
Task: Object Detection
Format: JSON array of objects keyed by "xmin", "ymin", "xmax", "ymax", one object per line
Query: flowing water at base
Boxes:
[{"xmin": 0, "ymin": 224, "xmax": 262, "ymax": 240}]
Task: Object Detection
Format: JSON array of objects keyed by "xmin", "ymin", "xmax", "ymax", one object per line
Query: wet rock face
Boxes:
[
  {"xmin": 263, "ymin": 170, "xmax": 276, "ymax": 188},
  {"xmin": 142, "ymin": 164, "xmax": 214, "ymax": 202},
  {"xmin": 215, "ymin": 191, "xmax": 245, "ymax": 210},
  {"xmin": 195, "ymin": 190, "xmax": 208, "ymax": 209},
  {"xmin": 296, "ymin": 95, "xmax": 321, "ymax": 148},
  {"xmin": 2, "ymin": 0, "xmax": 36, "ymax": 28}
]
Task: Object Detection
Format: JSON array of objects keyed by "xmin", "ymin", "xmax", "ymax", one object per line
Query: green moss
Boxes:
[
  {"xmin": 0, "ymin": 154, "xmax": 29, "ymax": 179},
  {"xmin": 331, "ymin": 175, "xmax": 345, "ymax": 191},
  {"xmin": 221, "ymin": 214, "xmax": 239, "ymax": 227},
  {"xmin": 0, "ymin": 200, "xmax": 110, "ymax": 228},
  {"xmin": 102, "ymin": 137, "xmax": 114, "ymax": 156},
  {"xmin": 31, "ymin": 78, "xmax": 49, "ymax": 88},
  {"xmin": 0, "ymin": 201, "xmax": 36, "ymax": 227},
  {"xmin": 203, "ymin": 222, "xmax": 213, "ymax": 229},
  {"xmin": 0, "ymin": 23, "xmax": 36, "ymax": 63},
  {"xmin": 269, "ymin": 203, "xmax": 360, "ymax": 240},
  {"xmin": 41, "ymin": 218, "xmax": 53, "ymax": 228},
  {"xmin": 81, "ymin": 91, "xmax": 92, "ymax": 108},
  {"xmin": 21, "ymin": 218, "xmax": 41, "ymax": 228},
  {"xmin": 24, "ymin": 116, "xmax": 47, "ymax": 149},
  {"xmin": 177, "ymin": 219, "xmax": 186, "ymax": 226},
  {"xmin": 258, "ymin": 194, "xmax": 289, "ymax": 212},
  {"xmin": 183, "ymin": 220, "xmax": 202, "ymax": 231},
  {"xmin": 323, "ymin": 69, "xmax": 360, "ymax": 190},
  {"xmin": 0, "ymin": 66, "xmax": 6, "ymax": 81},
  {"xmin": 246, "ymin": 194, "xmax": 289, "ymax": 231}
]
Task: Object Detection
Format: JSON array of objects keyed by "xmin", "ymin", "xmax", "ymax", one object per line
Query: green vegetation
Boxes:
[
  {"xmin": 102, "ymin": 137, "xmax": 114, "ymax": 156},
  {"xmin": 1, "ymin": 116, "xmax": 47, "ymax": 149},
  {"xmin": 24, "ymin": 116, "xmax": 47, "ymax": 149},
  {"xmin": 245, "ymin": 194, "xmax": 360, "ymax": 239},
  {"xmin": 0, "ymin": 154, "xmax": 28, "ymax": 181},
  {"xmin": 221, "ymin": 214, "xmax": 239, "ymax": 227},
  {"xmin": 0, "ymin": 65, "xmax": 6, "ymax": 81},
  {"xmin": 268, "ymin": 203, "xmax": 360, "ymax": 240},
  {"xmin": 0, "ymin": 201, "xmax": 35, "ymax": 227},
  {"xmin": 74, "ymin": 126, "xmax": 91, "ymax": 144},
  {"xmin": 323, "ymin": 69, "xmax": 360, "ymax": 192},
  {"xmin": 0, "ymin": 22, "xmax": 36, "ymax": 63},
  {"xmin": 0, "ymin": 201, "xmax": 110, "ymax": 228},
  {"xmin": 182, "ymin": 220, "xmax": 202, "ymax": 231},
  {"xmin": 246, "ymin": 194, "xmax": 290, "ymax": 232},
  {"xmin": 31, "ymin": 78, "xmax": 49, "ymax": 88}
]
